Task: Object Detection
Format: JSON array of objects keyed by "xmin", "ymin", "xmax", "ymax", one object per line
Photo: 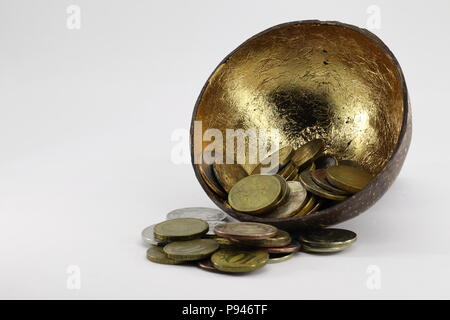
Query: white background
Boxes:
[{"xmin": 0, "ymin": 0, "xmax": 449, "ymax": 299}]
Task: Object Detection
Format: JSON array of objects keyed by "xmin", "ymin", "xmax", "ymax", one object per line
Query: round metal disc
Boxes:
[
  {"xmin": 326, "ymin": 165, "xmax": 373, "ymax": 193},
  {"xmin": 298, "ymin": 171, "xmax": 348, "ymax": 201},
  {"xmin": 268, "ymin": 252, "xmax": 296, "ymax": 264},
  {"xmin": 211, "ymin": 248, "xmax": 269, "ymax": 273},
  {"xmin": 299, "ymin": 228, "xmax": 357, "ymax": 248},
  {"xmin": 311, "ymin": 169, "xmax": 349, "ymax": 195},
  {"xmin": 264, "ymin": 181, "xmax": 308, "ymax": 219},
  {"xmin": 214, "ymin": 222, "xmax": 278, "ymax": 240},
  {"xmin": 267, "ymin": 240, "xmax": 302, "ymax": 254},
  {"xmin": 163, "ymin": 239, "xmax": 219, "ymax": 261},
  {"xmin": 166, "ymin": 207, "xmax": 227, "ymax": 221},
  {"xmin": 142, "ymin": 224, "xmax": 167, "ymax": 246},
  {"xmin": 154, "ymin": 218, "xmax": 209, "ymax": 241},
  {"xmin": 146, "ymin": 246, "xmax": 183, "ymax": 265}
]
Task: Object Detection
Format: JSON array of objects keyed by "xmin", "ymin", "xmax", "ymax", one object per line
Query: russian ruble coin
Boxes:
[
  {"xmin": 214, "ymin": 222, "xmax": 278, "ymax": 240},
  {"xmin": 298, "ymin": 171, "xmax": 348, "ymax": 201},
  {"xmin": 142, "ymin": 224, "xmax": 167, "ymax": 246},
  {"xmin": 146, "ymin": 246, "xmax": 183, "ymax": 265},
  {"xmin": 326, "ymin": 165, "xmax": 373, "ymax": 193},
  {"xmin": 211, "ymin": 248, "xmax": 269, "ymax": 273},
  {"xmin": 212, "ymin": 161, "xmax": 248, "ymax": 193},
  {"xmin": 299, "ymin": 228, "xmax": 357, "ymax": 248},
  {"xmin": 291, "ymin": 139, "xmax": 324, "ymax": 168},
  {"xmin": 314, "ymin": 154, "xmax": 338, "ymax": 169},
  {"xmin": 251, "ymin": 146, "xmax": 295, "ymax": 175},
  {"xmin": 154, "ymin": 218, "xmax": 209, "ymax": 241},
  {"xmin": 163, "ymin": 239, "xmax": 219, "ymax": 261},
  {"xmin": 302, "ymin": 243, "xmax": 352, "ymax": 253},
  {"xmin": 311, "ymin": 169, "xmax": 349, "ymax": 195},
  {"xmin": 266, "ymin": 240, "xmax": 301, "ymax": 254},
  {"xmin": 268, "ymin": 252, "xmax": 296, "ymax": 264},
  {"xmin": 292, "ymin": 194, "xmax": 317, "ymax": 217},
  {"xmin": 264, "ymin": 181, "xmax": 307, "ymax": 219},
  {"xmin": 230, "ymin": 230, "xmax": 291, "ymax": 248},
  {"xmin": 166, "ymin": 207, "xmax": 227, "ymax": 221}
]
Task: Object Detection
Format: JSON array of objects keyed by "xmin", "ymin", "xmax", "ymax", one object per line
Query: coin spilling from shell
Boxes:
[{"xmin": 142, "ymin": 207, "xmax": 357, "ymax": 274}]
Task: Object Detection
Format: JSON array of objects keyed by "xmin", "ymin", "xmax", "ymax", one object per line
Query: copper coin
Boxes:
[
  {"xmin": 267, "ymin": 240, "xmax": 301, "ymax": 254},
  {"xmin": 197, "ymin": 259, "xmax": 222, "ymax": 273},
  {"xmin": 311, "ymin": 169, "xmax": 349, "ymax": 195},
  {"xmin": 214, "ymin": 222, "xmax": 278, "ymax": 240}
]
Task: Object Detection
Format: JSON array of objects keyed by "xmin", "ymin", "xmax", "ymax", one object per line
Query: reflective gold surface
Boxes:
[{"xmin": 193, "ymin": 22, "xmax": 404, "ymax": 175}]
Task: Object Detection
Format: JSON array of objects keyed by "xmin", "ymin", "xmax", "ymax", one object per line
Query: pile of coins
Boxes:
[
  {"xmin": 143, "ymin": 207, "xmax": 357, "ymax": 274},
  {"xmin": 203, "ymin": 139, "xmax": 373, "ymax": 218}
]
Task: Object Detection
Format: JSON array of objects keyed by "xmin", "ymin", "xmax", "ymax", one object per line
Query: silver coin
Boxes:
[
  {"xmin": 166, "ymin": 207, "xmax": 227, "ymax": 221},
  {"xmin": 141, "ymin": 224, "xmax": 167, "ymax": 246},
  {"xmin": 206, "ymin": 221, "xmax": 223, "ymax": 235}
]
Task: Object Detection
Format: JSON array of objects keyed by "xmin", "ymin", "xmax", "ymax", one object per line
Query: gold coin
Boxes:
[
  {"xmin": 231, "ymin": 230, "xmax": 291, "ymax": 248},
  {"xmin": 214, "ymin": 222, "xmax": 278, "ymax": 240},
  {"xmin": 211, "ymin": 237, "xmax": 234, "ymax": 247},
  {"xmin": 146, "ymin": 246, "xmax": 183, "ymax": 265},
  {"xmin": 326, "ymin": 165, "xmax": 373, "ymax": 193},
  {"xmin": 212, "ymin": 162, "xmax": 248, "ymax": 193},
  {"xmin": 228, "ymin": 174, "xmax": 282, "ymax": 214},
  {"xmin": 292, "ymin": 194, "xmax": 317, "ymax": 217},
  {"xmin": 211, "ymin": 248, "xmax": 269, "ymax": 273},
  {"xmin": 264, "ymin": 181, "xmax": 308, "ymax": 219},
  {"xmin": 285, "ymin": 164, "xmax": 299, "ymax": 181},
  {"xmin": 197, "ymin": 162, "xmax": 227, "ymax": 198},
  {"xmin": 305, "ymin": 200, "xmax": 321, "ymax": 216},
  {"xmin": 251, "ymin": 146, "xmax": 295, "ymax": 175},
  {"xmin": 291, "ymin": 139, "xmax": 324, "ymax": 168},
  {"xmin": 302, "ymin": 243, "xmax": 351, "ymax": 253},
  {"xmin": 268, "ymin": 252, "xmax": 296, "ymax": 264},
  {"xmin": 299, "ymin": 228, "xmax": 357, "ymax": 248},
  {"xmin": 163, "ymin": 239, "xmax": 219, "ymax": 261},
  {"xmin": 311, "ymin": 169, "xmax": 349, "ymax": 195},
  {"xmin": 154, "ymin": 218, "xmax": 209, "ymax": 241},
  {"xmin": 298, "ymin": 171, "xmax": 348, "ymax": 201},
  {"xmin": 271, "ymin": 175, "xmax": 290, "ymax": 208},
  {"xmin": 278, "ymin": 161, "xmax": 297, "ymax": 179}
]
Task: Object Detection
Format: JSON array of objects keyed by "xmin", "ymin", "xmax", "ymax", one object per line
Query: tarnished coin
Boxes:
[
  {"xmin": 315, "ymin": 154, "xmax": 338, "ymax": 169},
  {"xmin": 198, "ymin": 162, "xmax": 227, "ymax": 198},
  {"xmin": 154, "ymin": 218, "xmax": 209, "ymax": 241},
  {"xmin": 268, "ymin": 252, "xmax": 296, "ymax": 264},
  {"xmin": 305, "ymin": 200, "xmax": 321, "ymax": 216},
  {"xmin": 228, "ymin": 174, "xmax": 282, "ymax": 214},
  {"xmin": 146, "ymin": 246, "xmax": 183, "ymax": 265},
  {"xmin": 298, "ymin": 171, "xmax": 348, "ymax": 201},
  {"xmin": 251, "ymin": 146, "xmax": 295, "ymax": 175},
  {"xmin": 326, "ymin": 165, "xmax": 373, "ymax": 193},
  {"xmin": 231, "ymin": 230, "xmax": 291, "ymax": 248},
  {"xmin": 206, "ymin": 221, "xmax": 224, "ymax": 235},
  {"xmin": 311, "ymin": 169, "xmax": 349, "ymax": 195},
  {"xmin": 211, "ymin": 237, "xmax": 234, "ymax": 246},
  {"xmin": 279, "ymin": 162, "xmax": 297, "ymax": 180},
  {"xmin": 299, "ymin": 228, "xmax": 357, "ymax": 248},
  {"xmin": 166, "ymin": 207, "xmax": 227, "ymax": 221},
  {"xmin": 271, "ymin": 175, "xmax": 290, "ymax": 208},
  {"xmin": 291, "ymin": 139, "xmax": 324, "ymax": 168},
  {"xmin": 292, "ymin": 195, "xmax": 317, "ymax": 217},
  {"xmin": 214, "ymin": 222, "xmax": 278, "ymax": 240},
  {"xmin": 267, "ymin": 240, "xmax": 301, "ymax": 254},
  {"xmin": 163, "ymin": 239, "xmax": 219, "ymax": 261},
  {"xmin": 264, "ymin": 181, "xmax": 307, "ymax": 219},
  {"xmin": 197, "ymin": 259, "xmax": 222, "ymax": 273},
  {"xmin": 142, "ymin": 224, "xmax": 167, "ymax": 246},
  {"xmin": 211, "ymin": 248, "xmax": 269, "ymax": 273},
  {"xmin": 302, "ymin": 243, "xmax": 352, "ymax": 253},
  {"xmin": 212, "ymin": 162, "xmax": 248, "ymax": 193}
]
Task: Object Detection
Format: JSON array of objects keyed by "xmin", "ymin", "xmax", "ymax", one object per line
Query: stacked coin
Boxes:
[
  {"xmin": 199, "ymin": 139, "xmax": 373, "ymax": 219},
  {"xmin": 143, "ymin": 210, "xmax": 357, "ymax": 274}
]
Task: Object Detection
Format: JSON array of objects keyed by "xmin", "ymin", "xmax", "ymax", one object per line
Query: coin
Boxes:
[
  {"xmin": 197, "ymin": 259, "xmax": 222, "ymax": 273},
  {"xmin": 298, "ymin": 171, "xmax": 348, "ymax": 201},
  {"xmin": 211, "ymin": 248, "xmax": 269, "ymax": 273},
  {"xmin": 166, "ymin": 207, "xmax": 227, "ymax": 221},
  {"xmin": 231, "ymin": 230, "xmax": 291, "ymax": 248},
  {"xmin": 271, "ymin": 175, "xmax": 290, "ymax": 208},
  {"xmin": 198, "ymin": 162, "xmax": 227, "ymax": 198},
  {"xmin": 268, "ymin": 252, "xmax": 296, "ymax": 264},
  {"xmin": 305, "ymin": 200, "xmax": 321, "ymax": 216},
  {"xmin": 251, "ymin": 146, "xmax": 295, "ymax": 175},
  {"xmin": 142, "ymin": 224, "xmax": 167, "ymax": 246},
  {"xmin": 291, "ymin": 139, "xmax": 324, "ymax": 168},
  {"xmin": 279, "ymin": 162, "xmax": 297, "ymax": 179},
  {"xmin": 285, "ymin": 164, "xmax": 299, "ymax": 181},
  {"xmin": 267, "ymin": 240, "xmax": 301, "ymax": 254},
  {"xmin": 311, "ymin": 169, "xmax": 349, "ymax": 195},
  {"xmin": 326, "ymin": 165, "xmax": 373, "ymax": 193},
  {"xmin": 163, "ymin": 239, "xmax": 219, "ymax": 261},
  {"xmin": 214, "ymin": 222, "xmax": 278, "ymax": 240},
  {"xmin": 264, "ymin": 181, "xmax": 307, "ymax": 219},
  {"xmin": 146, "ymin": 246, "xmax": 183, "ymax": 265},
  {"xmin": 211, "ymin": 237, "xmax": 234, "ymax": 246},
  {"xmin": 228, "ymin": 174, "xmax": 283, "ymax": 214},
  {"xmin": 206, "ymin": 221, "xmax": 224, "ymax": 235},
  {"xmin": 337, "ymin": 159, "xmax": 360, "ymax": 167},
  {"xmin": 299, "ymin": 228, "xmax": 357, "ymax": 248},
  {"xmin": 154, "ymin": 218, "xmax": 209, "ymax": 241},
  {"xmin": 315, "ymin": 154, "xmax": 338, "ymax": 169},
  {"xmin": 292, "ymin": 194, "xmax": 317, "ymax": 217},
  {"xmin": 302, "ymin": 243, "xmax": 352, "ymax": 253},
  {"xmin": 212, "ymin": 162, "xmax": 248, "ymax": 193}
]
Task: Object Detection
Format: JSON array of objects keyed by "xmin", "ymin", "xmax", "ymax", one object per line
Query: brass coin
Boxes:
[
  {"xmin": 142, "ymin": 224, "xmax": 167, "ymax": 246},
  {"xmin": 302, "ymin": 243, "xmax": 352, "ymax": 253},
  {"xmin": 198, "ymin": 162, "xmax": 227, "ymax": 198},
  {"xmin": 163, "ymin": 239, "xmax": 219, "ymax": 261},
  {"xmin": 299, "ymin": 228, "xmax": 357, "ymax": 248},
  {"xmin": 264, "ymin": 181, "xmax": 307, "ymax": 219},
  {"xmin": 212, "ymin": 162, "xmax": 248, "ymax": 193},
  {"xmin": 315, "ymin": 154, "xmax": 338, "ymax": 169},
  {"xmin": 146, "ymin": 246, "xmax": 183, "ymax": 265},
  {"xmin": 251, "ymin": 146, "xmax": 295, "ymax": 175},
  {"xmin": 214, "ymin": 222, "xmax": 278, "ymax": 240},
  {"xmin": 228, "ymin": 174, "xmax": 282, "ymax": 214},
  {"xmin": 211, "ymin": 248, "xmax": 269, "ymax": 273},
  {"xmin": 268, "ymin": 252, "xmax": 296, "ymax": 264},
  {"xmin": 305, "ymin": 200, "xmax": 321, "ymax": 216},
  {"xmin": 311, "ymin": 169, "xmax": 349, "ymax": 195},
  {"xmin": 298, "ymin": 171, "xmax": 348, "ymax": 201},
  {"xmin": 278, "ymin": 161, "xmax": 297, "ymax": 179},
  {"xmin": 285, "ymin": 165, "xmax": 299, "ymax": 181},
  {"xmin": 271, "ymin": 175, "xmax": 291, "ymax": 208},
  {"xmin": 154, "ymin": 218, "xmax": 209, "ymax": 241},
  {"xmin": 267, "ymin": 240, "xmax": 301, "ymax": 254},
  {"xmin": 291, "ymin": 139, "xmax": 324, "ymax": 168},
  {"xmin": 326, "ymin": 165, "xmax": 373, "ymax": 193},
  {"xmin": 292, "ymin": 194, "xmax": 317, "ymax": 217},
  {"xmin": 211, "ymin": 237, "xmax": 234, "ymax": 246},
  {"xmin": 231, "ymin": 230, "xmax": 291, "ymax": 248}
]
